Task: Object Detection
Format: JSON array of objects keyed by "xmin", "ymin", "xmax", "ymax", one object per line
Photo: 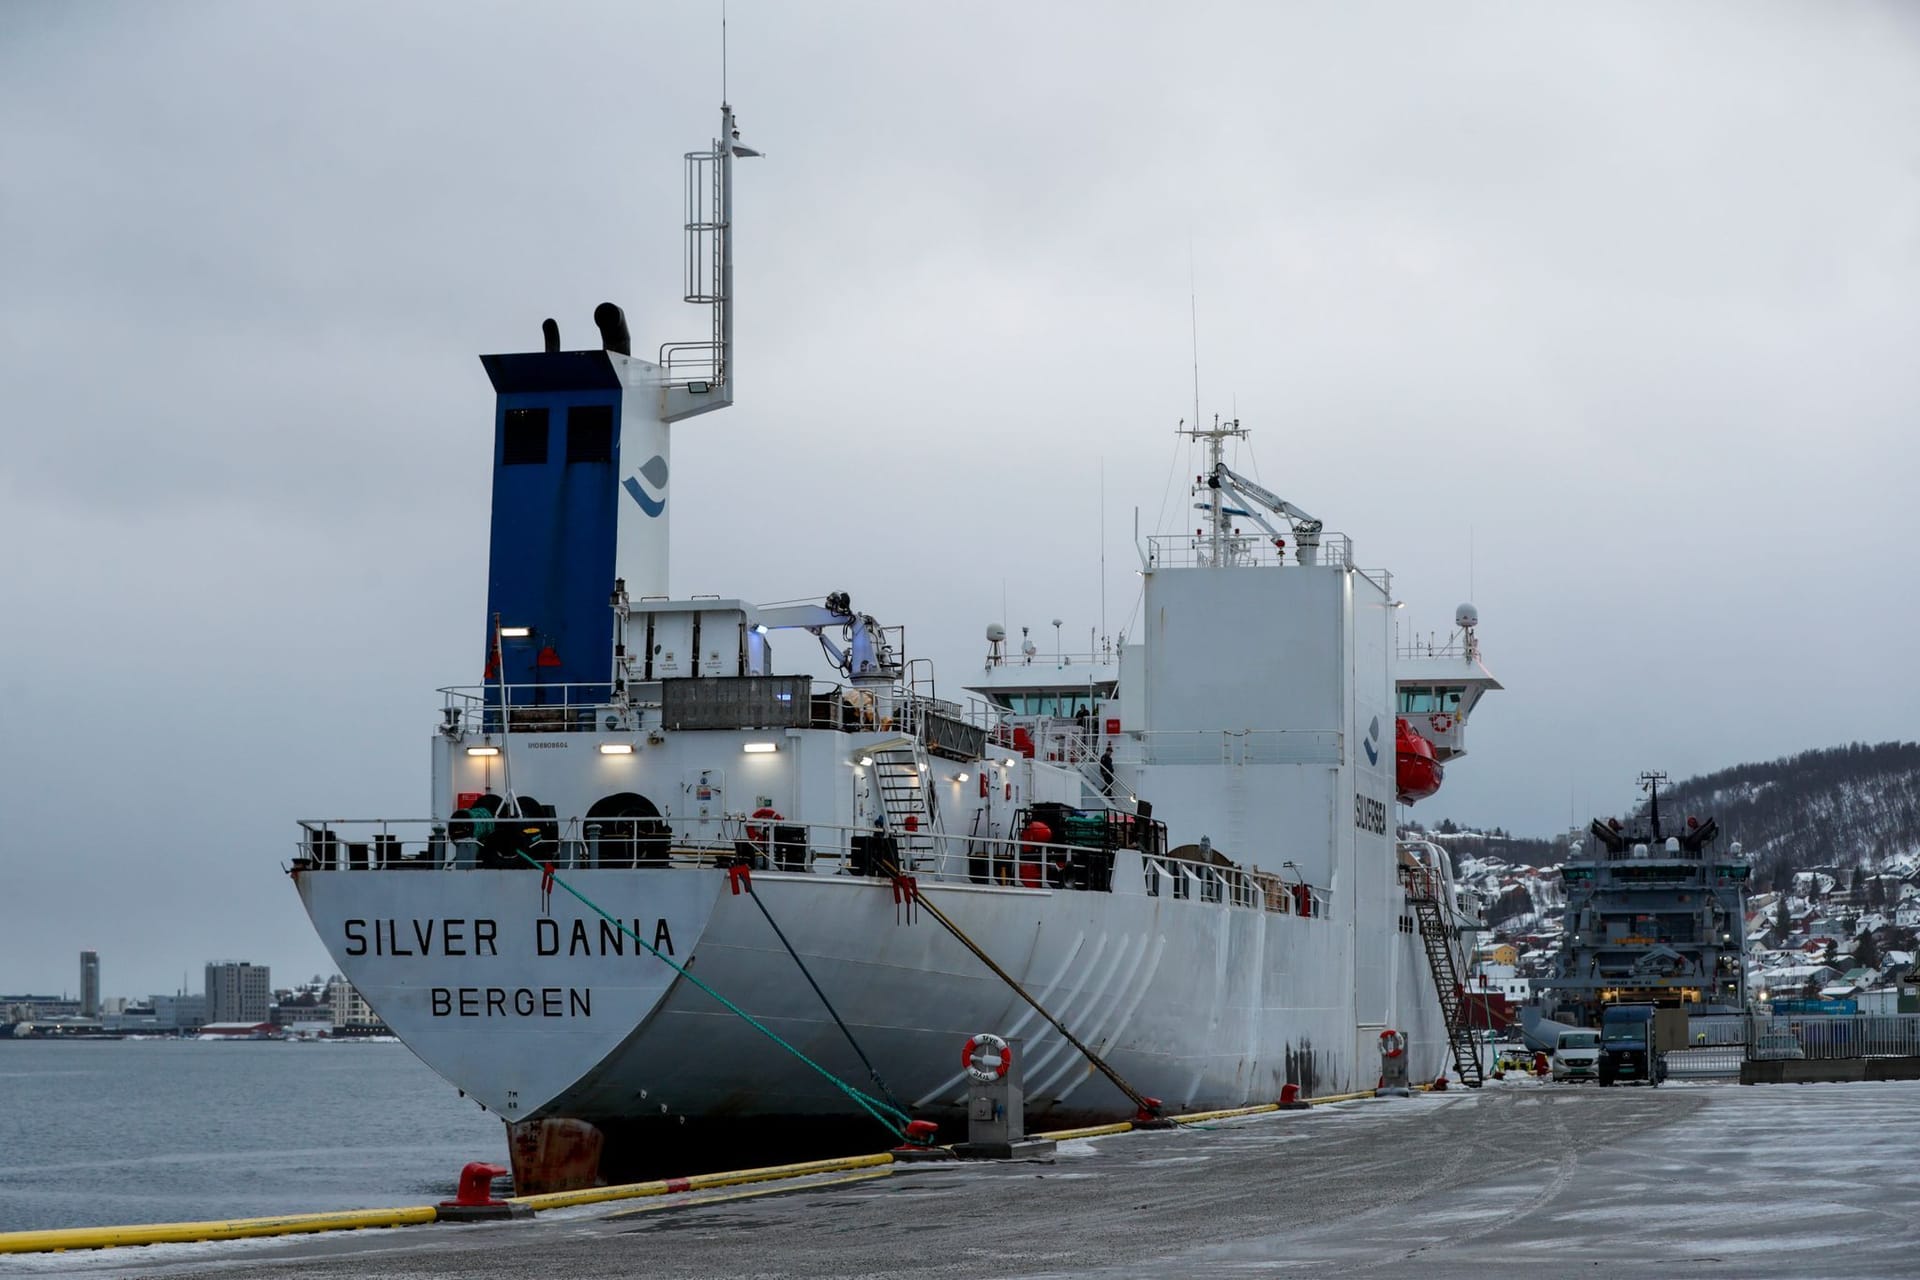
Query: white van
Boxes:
[{"xmin": 1551, "ymin": 1028, "xmax": 1601, "ymax": 1082}]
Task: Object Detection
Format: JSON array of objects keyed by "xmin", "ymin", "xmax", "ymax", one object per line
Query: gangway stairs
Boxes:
[
  {"xmin": 867, "ymin": 738, "xmax": 938, "ymax": 871},
  {"xmin": 1404, "ymin": 874, "xmax": 1486, "ymax": 1087}
]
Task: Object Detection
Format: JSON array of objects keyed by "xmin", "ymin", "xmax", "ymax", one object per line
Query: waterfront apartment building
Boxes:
[
  {"xmin": 205, "ymin": 962, "xmax": 271, "ymax": 1025},
  {"xmin": 325, "ymin": 975, "xmax": 386, "ymax": 1032}
]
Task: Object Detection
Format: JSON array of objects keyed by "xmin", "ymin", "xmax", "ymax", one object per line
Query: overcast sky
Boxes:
[{"xmin": 3, "ymin": 1, "xmax": 1918, "ymax": 999}]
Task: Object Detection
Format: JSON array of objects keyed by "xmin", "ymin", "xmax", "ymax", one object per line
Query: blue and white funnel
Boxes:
[{"xmin": 471, "ymin": 105, "xmax": 754, "ymax": 696}]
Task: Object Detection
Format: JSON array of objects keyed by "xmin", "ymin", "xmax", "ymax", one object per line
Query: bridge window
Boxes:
[
  {"xmin": 1398, "ymin": 686, "xmax": 1465, "ymax": 714},
  {"xmin": 502, "ymin": 408, "xmax": 550, "ymax": 465}
]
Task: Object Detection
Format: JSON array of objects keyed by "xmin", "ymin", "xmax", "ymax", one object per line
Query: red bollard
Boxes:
[
  {"xmin": 1431, "ymin": 1074, "xmax": 1449, "ymax": 1092},
  {"xmin": 1134, "ymin": 1095, "xmax": 1174, "ymax": 1129},
  {"xmin": 437, "ymin": 1162, "xmax": 528, "ymax": 1222},
  {"xmin": 446, "ymin": 1162, "xmax": 509, "ymax": 1207},
  {"xmin": 1532, "ymin": 1051, "xmax": 1550, "ymax": 1076},
  {"xmin": 1278, "ymin": 1082, "xmax": 1308, "ymax": 1110},
  {"xmin": 892, "ymin": 1118, "xmax": 955, "ymax": 1162}
]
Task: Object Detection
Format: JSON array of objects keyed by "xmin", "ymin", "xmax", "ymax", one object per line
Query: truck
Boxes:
[
  {"xmin": 1551, "ymin": 1028, "xmax": 1601, "ymax": 1082},
  {"xmin": 1598, "ymin": 1003, "xmax": 1663, "ymax": 1086}
]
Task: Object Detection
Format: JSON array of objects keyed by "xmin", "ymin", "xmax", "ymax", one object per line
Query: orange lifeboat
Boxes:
[{"xmin": 1395, "ymin": 717, "xmax": 1443, "ymax": 804}]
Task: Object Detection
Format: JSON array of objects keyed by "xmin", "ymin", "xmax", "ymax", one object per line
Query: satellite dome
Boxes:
[
  {"xmin": 1455, "ymin": 603, "xmax": 1479, "ymax": 629},
  {"xmin": 1021, "ymin": 639, "xmax": 1038, "ymax": 657},
  {"xmin": 986, "ymin": 623, "xmax": 1006, "ymax": 643}
]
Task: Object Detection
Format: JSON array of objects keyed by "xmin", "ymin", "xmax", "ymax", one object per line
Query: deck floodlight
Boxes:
[
  {"xmin": 466, "ymin": 746, "xmax": 500, "ymax": 757},
  {"xmin": 743, "ymin": 741, "xmax": 778, "ymax": 754},
  {"xmin": 498, "ymin": 626, "xmax": 532, "ymax": 638},
  {"xmin": 599, "ymin": 743, "xmax": 635, "ymax": 755}
]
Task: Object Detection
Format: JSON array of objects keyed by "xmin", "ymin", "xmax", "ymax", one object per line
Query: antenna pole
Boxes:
[
  {"xmin": 1099, "ymin": 457, "xmax": 1107, "ymax": 644},
  {"xmin": 721, "ymin": 0, "xmax": 728, "ymax": 103},
  {"xmin": 1188, "ymin": 238, "xmax": 1201, "ymax": 437}
]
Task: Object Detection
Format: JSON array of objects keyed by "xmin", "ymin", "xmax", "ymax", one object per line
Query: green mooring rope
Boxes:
[{"xmin": 512, "ymin": 850, "xmax": 912, "ymax": 1141}]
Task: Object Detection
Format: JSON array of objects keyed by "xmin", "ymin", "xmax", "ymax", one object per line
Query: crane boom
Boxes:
[{"xmin": 1207, "ymin": 463, "xmax": 1324, "ymax": 564}]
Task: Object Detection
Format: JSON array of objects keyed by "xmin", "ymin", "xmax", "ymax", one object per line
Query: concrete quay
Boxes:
[{"xmin": 28, "ymin": 1080, "xmax": 1920, "ymax": 1279}]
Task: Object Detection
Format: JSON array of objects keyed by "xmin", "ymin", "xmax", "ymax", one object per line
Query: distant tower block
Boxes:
[{"xmin": 79, "ymin": 950, "xmax": 100, "ymax": 1019}]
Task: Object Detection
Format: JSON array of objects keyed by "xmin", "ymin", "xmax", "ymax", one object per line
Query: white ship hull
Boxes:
[{"xmin": 298, "ymin": 852, "xmax": 1453, "ymax": 1167}]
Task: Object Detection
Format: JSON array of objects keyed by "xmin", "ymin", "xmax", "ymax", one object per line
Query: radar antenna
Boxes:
[{"xmin": 1176, "ymin": 415, "xmax": 1247, "ymax": 567}]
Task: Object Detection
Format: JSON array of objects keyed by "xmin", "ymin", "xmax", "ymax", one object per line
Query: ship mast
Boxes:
[{"xmin": 1179, "ymin": 415, "xmax": 1247, "ymax": 566}]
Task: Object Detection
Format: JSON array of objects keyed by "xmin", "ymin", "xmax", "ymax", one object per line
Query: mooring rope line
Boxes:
[
  {"xmin": 881, "ymin": 858, "xmax": 1164, "ymax": 1120},
  {"xmin": 737, "ymin": 872, "xmax": 911, "ymax": 1121},
  {"xmin": 511, "ymin": 850, "xmax": 911, "ymax": 1141}
]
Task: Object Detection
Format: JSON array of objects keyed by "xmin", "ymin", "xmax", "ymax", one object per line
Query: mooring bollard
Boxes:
[
  {"xmin": 436, "ymin": 1161, "xmax": 532, "ymax": 1222},
  {"xmin": 953, "ymin": 1033, "xmax": 1055, "ymax": 1160}
]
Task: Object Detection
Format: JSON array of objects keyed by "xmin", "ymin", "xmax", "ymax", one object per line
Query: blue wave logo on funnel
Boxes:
[
  {"xmin": 1362, "ymin": 715, "xmax": 1381, "ymax": 767},
  {"xmin": 622, "ymin": 455, "xmax": 669, "ymax": 518}
]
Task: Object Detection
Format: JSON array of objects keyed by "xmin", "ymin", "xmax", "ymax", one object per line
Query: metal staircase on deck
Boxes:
[
  {"xmin": 868, "ymin": 739, "xmax": 937, "ymax": 870},
  {"xmin": 1405, "ymin": 883, "xmax": 1486, "ymax": 1087}
]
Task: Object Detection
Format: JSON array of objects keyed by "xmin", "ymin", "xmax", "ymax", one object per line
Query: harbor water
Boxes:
[{"xmin": 0, "ymin": 1040, "xmax": 505, "ymax": 1234}]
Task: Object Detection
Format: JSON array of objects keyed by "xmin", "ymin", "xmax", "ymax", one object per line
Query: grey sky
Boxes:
[{"xmin": 3, "ymin": 1, "xmax": 1917, "ymax": 998}]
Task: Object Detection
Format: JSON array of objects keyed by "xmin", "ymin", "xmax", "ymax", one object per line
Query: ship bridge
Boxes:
[{"xmin": 1395, "ymin": 621, "xmax": 1501, "ymax": 764}]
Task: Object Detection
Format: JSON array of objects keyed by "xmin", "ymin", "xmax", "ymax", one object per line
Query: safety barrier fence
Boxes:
[
  {"xmin": 0, "ymin": 1085, "xmax": 1402, "ymax": 1254},
  {"xmin": 1750, "ymin": 1012, "xmax": 1920, "ymax": 1060}
]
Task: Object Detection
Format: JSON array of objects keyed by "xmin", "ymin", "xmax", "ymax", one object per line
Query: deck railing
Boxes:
[{"xmin": 290, "ymin": 816, "xmax": 1328, "ymax": 918}]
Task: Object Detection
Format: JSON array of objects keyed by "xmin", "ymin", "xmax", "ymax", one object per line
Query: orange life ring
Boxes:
[
  {"xmin": 1379, "ymin": 1028, "xmax": 1406, "ymax": 1059},
  {"xmin": 962, "ymin": 1032, "xmax": 1012, "ymax": 1082},
  {"xmin": 746, "ymin": 807, "xmax": 783, "ymax": 844},
  {"xmin": 1427, "ymin": 713, "xmax": 1453, "ymax": 734}
]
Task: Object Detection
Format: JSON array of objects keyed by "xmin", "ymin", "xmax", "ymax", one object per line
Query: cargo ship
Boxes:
[{"xmin": 288, "ymin": 104, "xmax": 1502, "ymax": 1191}]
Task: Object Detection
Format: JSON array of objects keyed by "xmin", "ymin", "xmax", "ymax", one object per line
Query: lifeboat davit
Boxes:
[{"xmin": 1395, "ymin": 717, "xmax": 1444, "ymax": 804}]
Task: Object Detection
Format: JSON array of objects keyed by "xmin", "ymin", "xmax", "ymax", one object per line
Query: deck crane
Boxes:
[
  {"xmin": 756, "ymin": 592, "xmax": 897, "ymax": 678},
  {"xmin": 1204, "ymin": 463, "xmax": 1326, "ymax": 565}
]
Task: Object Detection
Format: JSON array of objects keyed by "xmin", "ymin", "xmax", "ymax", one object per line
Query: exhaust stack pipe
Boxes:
[{"xmin": 593, "ymin": 303, "xmax": 630, "ymax": 356}]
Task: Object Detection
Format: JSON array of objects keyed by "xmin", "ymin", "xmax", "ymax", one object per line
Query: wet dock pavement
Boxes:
[{"xmin": 35, "ymin": 1080, "xmax": 1920, "ymax": 1279}]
